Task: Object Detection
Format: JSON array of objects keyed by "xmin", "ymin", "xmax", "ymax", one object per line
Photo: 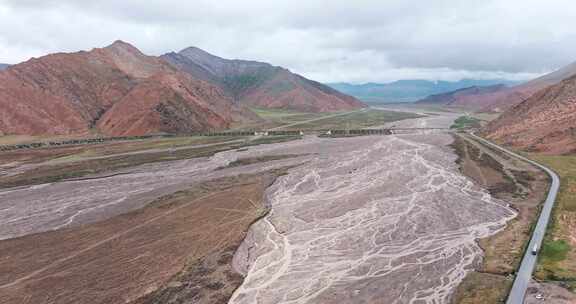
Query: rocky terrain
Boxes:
[
  {"xmin": 162, "ymin": 47, "xmax": 365, "ymax": 112},
  {"xmin": 0, "ymin": 41, "xmax": 255, "ymax": 137},
  {"xmin": 485, "ymin": 74, "xmax": 576, "ymax": 154},
  {"xmin": 417, "ymin": 61, "xmax": 576, "ymax": 112}
]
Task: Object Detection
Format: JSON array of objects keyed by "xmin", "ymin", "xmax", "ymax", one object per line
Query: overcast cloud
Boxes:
[{"xmin": 1, "ymin": 0, "xmax": 575, "ymax": 83}]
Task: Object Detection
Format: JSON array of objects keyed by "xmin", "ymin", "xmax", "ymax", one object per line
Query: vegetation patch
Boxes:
[
  {"xmin": 450, "ymin": 116, "xmax": 482, "ymax": 130},
  {"xmin": 245, "ymin": 107, "xmax": 422, "ymax": 131},
  {"xmin": 291, "ymin": 109, "xmax": 422, "ymax": 130},
  {"xmin": 541, "ymin": 240, "xmax": 570, "ymax": 262},
  {"xmin": 250, "ymin": 107, "xmax": 324, "ymax": 121},
  {"xmin": 531, "ymin": 155, "xmax": 576, "ymax": 284},
  {"xmin": 451, "ymin": 272, "xmax": 511, "ymax": 304},
  {"xmin": 248, "ymin": 135, "xmax": 300, "ymax": 145}
]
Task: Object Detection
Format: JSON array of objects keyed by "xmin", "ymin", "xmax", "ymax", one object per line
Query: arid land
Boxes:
[
  {"xmin": 228, "ymin": 110, "xmax": 517, "ymax": 304},
  {"xmin": 0, "ymin": 108, "xmax": 424, "ymax": 304},
  {"xmin": 0, "ymin": 107, "xmax": 554, "ymax": 304}
]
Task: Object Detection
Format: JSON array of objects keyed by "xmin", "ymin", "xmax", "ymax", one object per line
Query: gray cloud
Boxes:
[{"xmin": 0, "ymin": 0, "xmax": 574, "ymax": 83}]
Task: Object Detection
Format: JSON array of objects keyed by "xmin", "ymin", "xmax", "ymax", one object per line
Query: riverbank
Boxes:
[
  {"xmin": 0, "ymin": 169, "xmax": 290, "ymax": 304},
  {"xmin": 449, "ymin": 133, "xmax": 549, "ymax": 303}
]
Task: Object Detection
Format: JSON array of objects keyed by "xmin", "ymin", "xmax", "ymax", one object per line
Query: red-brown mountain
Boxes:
[
  {"xmin": 416, "ymin": 84, "xmax": 509, "ymax": 110},
  {"xmin": 417, "ymin": 61, "xmax": 576, "ymax": 112},
  {"xmin": 484, "ymin": 74, "xmax": 576, "ymax": 154},
  {"xmin": 0, "ymin": 41, "xmax": 254, "ymax": 136},
  {"xmin": 162, "ymin": 47, "xmax": 365, "ymax": 112}
]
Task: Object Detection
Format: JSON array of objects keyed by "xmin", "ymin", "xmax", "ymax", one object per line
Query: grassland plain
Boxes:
[
  {"xmin": 233, "ymin": 107, "xmax": 331, "ymax": 130},
  {"xmin": 530, "ymin": 155, "xmax": 576, "ymax": 291},
  {"xmin": 0, "ymin": 135, "xmax": 299, "ymax": 189},
  {"xmin": 243, "ymin": 107, "xmax": 422, "ymax": 130}
]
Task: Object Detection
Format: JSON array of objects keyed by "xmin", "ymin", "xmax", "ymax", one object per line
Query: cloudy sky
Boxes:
[{"xmin": 1, "ymin": 0, "xmax": 575, "ymax": 83}]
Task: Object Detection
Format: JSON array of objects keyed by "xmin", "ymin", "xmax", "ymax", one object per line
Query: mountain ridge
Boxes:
[
  {"xmin": 162, "ymin": 47, "xmax": 365, "ymax": 112},
  {"xmin": 416, "ymin": 84, "xmax": 509, "ymax": 110},
  {"xmin": 418, "ymin": 61, "xmax": 576, "ymax": 112},
  {"xmin": 0, "ymin": 40, "xmax": 253, "ymax": 136}
]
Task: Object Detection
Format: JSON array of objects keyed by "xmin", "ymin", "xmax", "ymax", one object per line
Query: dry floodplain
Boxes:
[
  {"xmin": 229, "ymin": 112, "xmax": 517, "ymax": 304},
  {"xmin": 0, "ymin": 110, "xmax": 537, "ymax": 304}
]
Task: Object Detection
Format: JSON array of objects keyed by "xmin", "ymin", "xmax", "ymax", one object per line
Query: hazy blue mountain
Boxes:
[
  {"xmin": 0, "ymin": 63, "xmax": 10, "ymax": 70},
  {"xmin": 328, "ymin": 79, "xmax": 520, "ymax": 103},
  {"xmin": 415, "ymin": 84, "xmax": 509, "ymax": 109}
]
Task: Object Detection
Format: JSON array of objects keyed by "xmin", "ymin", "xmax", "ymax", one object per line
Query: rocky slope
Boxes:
[
  {"xmin": 162, "ymin": 47, "xmax": 365, "ymax": 112},
  {"xmin": 0, "ymin": 41, "xmax": 252, "ymax": 136},
  {"xmin": 485, "ymin": 74, "xmax": 576, "ymax": 154},
  {"xmin": 478, "ymin": 61, "xmax": 576, "ymax": 112}
]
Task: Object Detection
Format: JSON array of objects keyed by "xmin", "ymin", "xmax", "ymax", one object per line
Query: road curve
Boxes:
[{"xmin": 469, "ymin": 133, "xmax": 560, "ymax": 304}]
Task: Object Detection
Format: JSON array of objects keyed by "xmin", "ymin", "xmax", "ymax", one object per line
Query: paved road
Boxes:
[{"xmin": 470, "ymin": 133, "xmax": 560, "ymax": 304}]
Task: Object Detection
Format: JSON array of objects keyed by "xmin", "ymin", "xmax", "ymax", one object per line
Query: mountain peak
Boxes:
[
  {"xmin": 100, "ymin": 40, "xmax": 169, "ymax": 78},
  {"xmin": 179, "ymin": 46, "xmax": 224, "ymax": 61},
  {"xmin": 177, "ymin": 46, "xmax": 272, "ymax": 70},
  {"xmin": 162, "ymin": 46, "xmax": 364, "ymax": 112},
  {"xmin": 108, "ymin": 39, "xmax": 132, "ymax": 47},
  {"xmin": 180, "ymin": 46, "xmax": 210, "ymax": 54},
  {"xmin": 104, "ymin": 40, "xmax": 142, "ymax": 54}
]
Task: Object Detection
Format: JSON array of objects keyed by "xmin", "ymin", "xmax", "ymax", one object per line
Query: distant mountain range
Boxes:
[
  {"xmin": 328, "ymin": 79, "xmax": 519, "ymax": 103},
  {"xmin": 417, "ymin": 61, "xmax": 576, "ymax": 112},
  {"xmin": 0, "ymin": 42, "xmax": 363, "ymax": 137},
  {"xmin": 416, "ymin": 84, "xmax": 509, "ymax": 110},
  {"xmin": 0, "ymin": 63, "xmax": 9, "ymax": 70},
  {"xmin": 162, "ymin": 47, "xmax": 364, "ymax": 112}
]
